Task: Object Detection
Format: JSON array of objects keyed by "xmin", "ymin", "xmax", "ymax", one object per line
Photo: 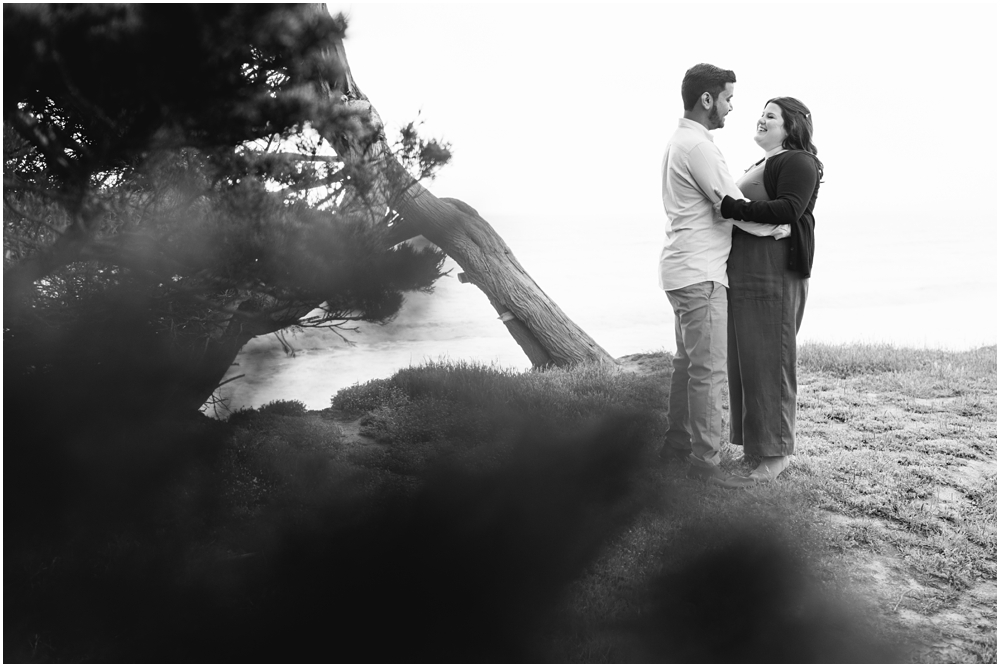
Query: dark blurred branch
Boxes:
[
  {"xmin": 49, "ymin": 48, "xmax": 119, "ymax": 134},
  {"xmin": 3, "ymin": 177, "xmax": 78, "ymax": 203},
  {"xmin": 3, "ymin": 196, "xmax": 67, "ymax": 236},
  {"xmin": 50, "ymin": 123, "xmax": 94, "ymax": 165},
  {"xmin": 7, "ymin": 110, "xmax": 78, "ymax": 180},
  {"xmin": 3, "ymin": 235, "xmax": 87, "ymax": 300}
]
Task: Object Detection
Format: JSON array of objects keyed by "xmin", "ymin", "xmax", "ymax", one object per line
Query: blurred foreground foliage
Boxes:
[{"xmin": 5, "ymin": 354, "xmax": 913, "ymax": 662}]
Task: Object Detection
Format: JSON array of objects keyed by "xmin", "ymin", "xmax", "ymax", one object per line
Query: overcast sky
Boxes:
[{"xmin": 324, "ymin": 1, "xmax": 997, "ymax": 349}]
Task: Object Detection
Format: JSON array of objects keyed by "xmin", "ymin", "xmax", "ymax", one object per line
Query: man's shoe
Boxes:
[
  {"xmin": 659, "ymin": 446, "xmax": 691, "ymax": 465},
  {"xmin": 685, "ymin": 463, "xmax": 730, "ymax": 484}
]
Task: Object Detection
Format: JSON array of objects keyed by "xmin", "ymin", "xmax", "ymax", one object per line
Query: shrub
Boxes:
[
  {"xmin": 331, "ymin": 360, "xmax": 670, "ymax": 448},
  {"xmin": 256, "ymin": 399, "xmax": 309, "ymax": 417},
  {"xmin": 332, "ymin": 380, "xmax": 411, "ymax": 416},
  {"xmin": 226, "ymin": 399, "xmax": 310, "ymax": 427}
]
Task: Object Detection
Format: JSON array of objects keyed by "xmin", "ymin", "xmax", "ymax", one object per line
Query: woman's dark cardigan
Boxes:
[{"xmin": 720, "ymin": 150, "xmax": 821, "ymax": 278}]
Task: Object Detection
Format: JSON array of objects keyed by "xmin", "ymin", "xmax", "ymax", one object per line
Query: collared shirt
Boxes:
[{"xmin": 658, "ymin": 118, "xmax": 787, "ymax": 291}]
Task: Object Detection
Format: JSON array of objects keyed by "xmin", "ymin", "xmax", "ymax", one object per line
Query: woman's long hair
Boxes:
[{"xmin": 768, "ymin": 96, "xmax": 824, "ymax": 181}]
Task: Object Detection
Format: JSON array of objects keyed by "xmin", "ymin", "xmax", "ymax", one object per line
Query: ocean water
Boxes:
[{"xmin": 212, "ymin": 220, "xmax": 997, "ymax": 414}]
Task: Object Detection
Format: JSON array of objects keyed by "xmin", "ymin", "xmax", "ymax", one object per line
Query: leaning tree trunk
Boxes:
[{"xmin": 319, "ymin": 18, "xmax": 614, "ymax": 369}]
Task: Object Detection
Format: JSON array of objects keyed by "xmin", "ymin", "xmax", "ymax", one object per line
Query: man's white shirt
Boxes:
[{"xmin": 659, "ymin": 118, "xmax": 788, "ymax": 291}]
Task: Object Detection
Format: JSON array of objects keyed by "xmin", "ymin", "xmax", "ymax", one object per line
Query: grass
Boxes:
[
  {"xmin": 5, "ymin": 342, "xmax": 996, "ymax": 662},
  {"xmin": 787, "ymin": 343, "xmax": 997, "ymax": 662},
  {"xmin": 330, "ymin": 343, "xmax": 997, "ymax": 662}
]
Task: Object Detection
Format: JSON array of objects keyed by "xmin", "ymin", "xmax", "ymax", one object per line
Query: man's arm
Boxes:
[
  {"xmin": 688, "ymin": 143, "xmax": 742, "ymax": 202},
  {"xmin": 690, "ymin": 144, "xmax": 789, "ymax": 239}
]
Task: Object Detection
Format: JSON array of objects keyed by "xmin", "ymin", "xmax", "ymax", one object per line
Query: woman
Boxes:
[{"xmin": 715, "ymin": 97, "xmax": 823, "ymax": 487}]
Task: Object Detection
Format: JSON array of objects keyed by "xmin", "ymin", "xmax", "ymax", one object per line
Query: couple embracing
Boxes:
[{"xmin": 658, "ymin": 63, "xmax": 824, "ymax": 489}]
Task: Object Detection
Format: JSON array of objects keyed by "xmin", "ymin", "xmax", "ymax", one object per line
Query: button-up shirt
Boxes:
[{"xmin": 658, "ymin": 118, "xmax": 786, "ymax": 291}]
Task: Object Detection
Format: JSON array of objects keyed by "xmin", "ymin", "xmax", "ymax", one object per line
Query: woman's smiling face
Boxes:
[{"xmin": 754, "ymin": 102, "xmax": 787, "ymax": 152}]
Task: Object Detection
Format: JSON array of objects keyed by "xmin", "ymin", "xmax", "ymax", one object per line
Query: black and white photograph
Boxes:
[{"xmin": 5, "ymin": 2, "xmax": 996, "ymax": 663}]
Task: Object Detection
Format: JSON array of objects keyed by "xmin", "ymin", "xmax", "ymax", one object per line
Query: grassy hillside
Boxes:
[{"xmin": 6, "ymin": 343, "xmax": 995, "ymax": 662}]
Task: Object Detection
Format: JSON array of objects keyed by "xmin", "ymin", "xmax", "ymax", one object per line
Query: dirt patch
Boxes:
[
  {"xmin": 952, "ymin": 459, "xmax": 997, "ymax": 485},
  {"xmin": 901, "ymin": 579, "xmax": 998, "ymax": 662},
  {"xmin": 817, "ymin": 509, "xmax": 996, "ymax": 662},
  {"xmin": 930, "ymin": 484, "xmax": 964, "ymax": 507}
]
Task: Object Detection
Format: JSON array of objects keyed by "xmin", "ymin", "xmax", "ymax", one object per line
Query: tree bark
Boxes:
[{"xmin": 319, "ymin": 21, "xmax": 614, "ymax": 369}]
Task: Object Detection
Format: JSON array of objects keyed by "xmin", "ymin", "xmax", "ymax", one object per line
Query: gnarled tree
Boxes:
[
  {"xmin": 4, "ymin": 3, "xmax": 613, "ymax": 431},
  {"xmin": 313, "ymin": 6, "xmax": 614, "ymax": 369}
]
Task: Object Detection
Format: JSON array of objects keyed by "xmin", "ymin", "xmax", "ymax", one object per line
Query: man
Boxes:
[{"xmin": 658, "ymin": 63, "xmax": 784, "ymax": 484}]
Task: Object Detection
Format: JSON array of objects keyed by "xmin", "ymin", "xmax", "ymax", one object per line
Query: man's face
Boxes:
[{"xmin": 707, "ymin": 83, "xmax": 735, "ymax": 130}]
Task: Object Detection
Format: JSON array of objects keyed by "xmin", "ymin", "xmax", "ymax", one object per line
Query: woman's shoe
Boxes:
[
  {"xmin": 750, "ymin": 456, "xmax": 789, "ymax": 482},
  {"xmin": 716, "ymin": 456, "xmax": 790, "ymax": 489}
]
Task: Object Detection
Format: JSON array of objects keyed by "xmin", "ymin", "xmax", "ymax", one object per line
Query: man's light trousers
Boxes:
[{"xmin": 663, "ymin": 281, "xmax": 728, "ymax": 468}]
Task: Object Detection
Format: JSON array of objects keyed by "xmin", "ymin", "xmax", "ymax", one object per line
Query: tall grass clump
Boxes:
[
  {"xmin": 801, "ymin": 342, "xmax": 929, "ymax": 377},
  {"xmin": 800, "ymin": 342, "xmax": 997, "ymax": 403},
  {"xmin": 800, "ymin": 342, "xmax": 996, "ymax": 377}
]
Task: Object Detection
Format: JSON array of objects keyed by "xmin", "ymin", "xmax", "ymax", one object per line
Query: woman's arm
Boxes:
[{"xmin": 719, "ymin": 152, "xmax": 818, "ymax": 224}]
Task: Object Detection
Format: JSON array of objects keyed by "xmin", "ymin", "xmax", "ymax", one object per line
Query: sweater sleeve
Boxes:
[{"xmin": 719, "ymin": 152, "xmax": 818, "ymax": 224}]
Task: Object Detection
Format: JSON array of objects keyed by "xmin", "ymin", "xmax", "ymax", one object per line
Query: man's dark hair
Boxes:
[{"xmin": 681, "ymin": 63, "xmax": 737, "ymax": 111}]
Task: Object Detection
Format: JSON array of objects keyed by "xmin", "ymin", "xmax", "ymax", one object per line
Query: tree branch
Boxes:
[
  {"xmin": 3, "ymin": 177, "xmax": 79, "ymax": 204},
  {"xmin": 255, "ymin": 151, "xmax": 344, "ymax": 163},
  {"xmin": 280, "ymin": 167, "xmax": 346, "ymax": 193}
]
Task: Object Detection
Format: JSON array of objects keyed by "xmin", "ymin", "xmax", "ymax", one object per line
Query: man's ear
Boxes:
[{"xmin": 701, "ymin": 92, "xmax": 713, "ymax": 110}]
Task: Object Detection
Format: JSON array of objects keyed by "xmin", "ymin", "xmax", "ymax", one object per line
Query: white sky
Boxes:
[{"xmin": 325, "ymin": 1, "xmax": 998, "ymax": 349}]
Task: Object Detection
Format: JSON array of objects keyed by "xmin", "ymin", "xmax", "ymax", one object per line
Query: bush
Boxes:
[
  {"xmin": 331, "ymin": 380, "xmax": 412, "ymax": 417},
  {"xmin": 256, "ymin": 399, "xmax": 309, "ymax": 417},
  {"xmin": 226, "ymin": 399, "xmax": 310, "ymax": 428},
  {"xmin": 331, "ymin": 360, "xmax": 670, "ymax": 448}
]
